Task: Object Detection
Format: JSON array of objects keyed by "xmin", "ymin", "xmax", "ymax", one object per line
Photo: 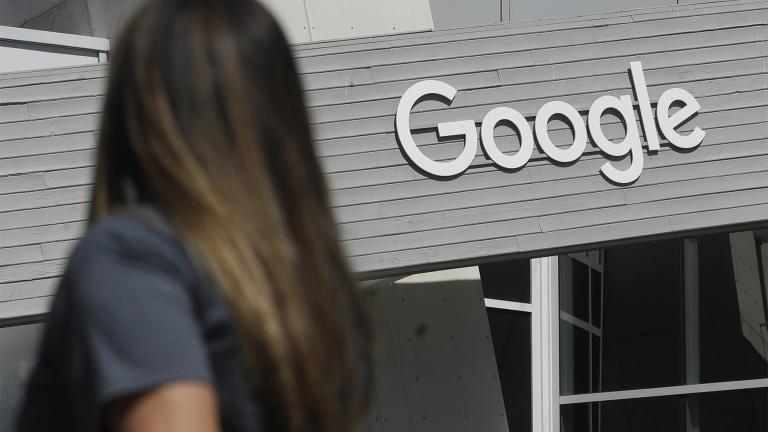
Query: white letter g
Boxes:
[{"xmin": 395, "ymin": 80, "xmax": 477, "ymax": 177}]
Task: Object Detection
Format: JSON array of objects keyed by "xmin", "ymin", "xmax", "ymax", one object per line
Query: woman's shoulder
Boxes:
[
  {"xmin": 67, "ymin": 207, "xmax": 194, "ymax": 288},
  {"xmin": 71, "ymin": 206, "xmax": 179, "ymax": 259},
  {"xmin": 29, "ymin": 208, "xmax": 219, "ymax": 424}
]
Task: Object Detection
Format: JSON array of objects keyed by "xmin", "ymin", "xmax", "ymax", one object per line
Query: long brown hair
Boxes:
[{"xmin": 89, "ymin": 0, "xmax": 372, "ymax": 430}]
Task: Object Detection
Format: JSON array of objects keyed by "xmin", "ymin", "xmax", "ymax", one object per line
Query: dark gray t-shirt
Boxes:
[{"xmin": 17, "ymin": 207, "xmax": 263, "ymax": 431}]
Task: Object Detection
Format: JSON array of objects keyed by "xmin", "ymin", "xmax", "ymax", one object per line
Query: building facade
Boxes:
[{"xmin": 1, "ymin": 0, "xmax": 767, "ymax": 431}]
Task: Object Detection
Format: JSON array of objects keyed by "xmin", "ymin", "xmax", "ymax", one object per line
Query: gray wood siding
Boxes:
[{"xmin": 1, "ymin": 0, "xmax": 767, "ymax": 318}]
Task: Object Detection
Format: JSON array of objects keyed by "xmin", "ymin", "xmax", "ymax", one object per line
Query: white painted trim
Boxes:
[
  {"xmin": 484, "ymin": 298, "xmax": 532, "ymax": 312},
  {"xmin": 0, "ymin": 25, "xmax": 110, "ymax": 52},
  {"xmin": 560, "ymin": 378, "xmax": 768, "ymax": 404},
  {"xmin": 531, "ymin": 256, "xmax": 560, "ymax": 432}
]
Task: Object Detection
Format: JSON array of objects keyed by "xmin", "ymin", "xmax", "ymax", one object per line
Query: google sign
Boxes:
[{"xmin": 395, "ymin": 61, "xmax": 705, "ymax": 184}]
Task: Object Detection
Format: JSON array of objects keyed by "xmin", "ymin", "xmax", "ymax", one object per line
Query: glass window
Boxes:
[
  {"xmin": 598, "ymin": 238, "xmax": 685, "ymax": 392},
  {"xmin": 486, "ymin": 309, "xmax": 531, "ymax": 432},
  {"xmin": 559, "ymin": 227, "xmax": 768, "ymax": 431},
  {"xmin": 560, "ymin": 258, "xmax": 589, "ymax": 323},
  {"xmin": 481, "ymin": 258, "xmax": 533, "ymax": 431},
  {"xmin": 560, "ymin": 321, "xmax": 590, "ymax": 395},
  {"xmin": 590, "ymin": 269, "xmax": 602, "ymax": 329},
  {"xmin": 565, "ymin": 231, "xmax": 768, "ymax": 394},
  {"xmin": 591, "ymin": 334, "xmax": 600, "ymax": 393},
  {"xmin": 697, "ymin": 231, "xmax": 768, "ymax": 384},
  {"xmin": 480, "ymin": 259, "xmax": 530, "ymax": 303},
  {"xmin": 560, "ymin": 254, "xmax": 605, "ymax": 396}
]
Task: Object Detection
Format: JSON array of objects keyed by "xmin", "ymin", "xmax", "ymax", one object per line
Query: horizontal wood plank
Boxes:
[
  {"xmin": 0, "ymin": 221, "xmax": 87, "ymax": 248},
  {"xmin": 0, "ymin": 203, "xmax": 89, "ymax": 230},
  {"xmin": 0, "ymin": 278, "xmax": 57, "ymax": 303},
  {"xmin": 0, "ymin": 259, "xmax": 68, "ymax": 284}
]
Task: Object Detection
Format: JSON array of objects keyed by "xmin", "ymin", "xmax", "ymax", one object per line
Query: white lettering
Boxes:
[
  {"xmin": 657, "ymin": 87, "xmax": 706, "ymax": 149},
  {"xmin": 535, "ymin": 101, "xmax": 588, "ymax": 164},
  {"xmin": 394, "ymin": 61, "xmax": 704, "ymax": 184},
  {"xmin": 480, "ymin": 107, "xmax": 533, "ymax": 170},
  {"xmin": 629, "ymin": 61, "xmax": 660, "ymax": 152},
  {"xmin": 588, "ymin": 95, "xmax": 643, "ymax": 184},
  {"xmin": 395, "ymin": 80, "xmax": 477, "ymax": 177}
]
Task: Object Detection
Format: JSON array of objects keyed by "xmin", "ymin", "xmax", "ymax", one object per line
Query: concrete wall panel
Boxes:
[
  {"xmin": 304, "ymin": 0, "xmax": 433, "ymax": 41},
  {"xmin": 358, "ymin": 268, "xmax": 508, "ymax": 431},
  {"xmin": 260, "ymin": 0, "xmax": 312, "ymax": 44}
]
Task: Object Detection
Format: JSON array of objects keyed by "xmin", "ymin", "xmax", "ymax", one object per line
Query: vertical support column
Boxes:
[
  {"xmin": 558, "ymin": 258, "xmax": 573, "ymax": 397},
  {"xmin": 501, "ymin": 0, "xmax": 511, "ymax": 23},
  {"xmin": 683, "ymin": 238, "xmax": 700, "ymax": 432},
  {"xmin": 531, "ymin": 256, "xmax": 560, "ymax": 432}
]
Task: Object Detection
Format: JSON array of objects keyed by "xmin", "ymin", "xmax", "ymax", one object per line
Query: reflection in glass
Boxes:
[
  {"xmin": 559, "ymin": 227, "xmax": 768, "ymax": 431},
  {"xmin": 601, "ymin": 238, "xmax": 684, "ymax": 392},
  {"xmin": 482, "ymin": 258, "xmax": 533, "ymax": 431},
  {"xmin": 560, "ymin": 258, "xmax": 589, "ymax": 322},
  {"xmin": 560, "ymin": 255, "xmax": 605, "ymax": 396},
  {"xmin": 480, "ymin": 259, "xmax": 530, "ymax": 303},
  {"xmin": 590, "ymin": 269, "xmax": 602, "ymax": 329},
  {"xmin": 560, "ymin": 320, "xmax": 590, "ymax": 395},
  {"xmin": 486, "ymin": 309, "xmax": 532, "ymax": 432},
  {"xmin": 561, "ymin": 230, "xmax": 768, "ymax": 395},
  {"xmin": 699, "ymin": 230, "xmax": 768, "ymax": 383}
]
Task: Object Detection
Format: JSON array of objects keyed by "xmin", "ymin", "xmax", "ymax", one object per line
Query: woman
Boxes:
[{"xmin": 17, "ymin": 0, "xmax": 372, "ymax": 431}]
